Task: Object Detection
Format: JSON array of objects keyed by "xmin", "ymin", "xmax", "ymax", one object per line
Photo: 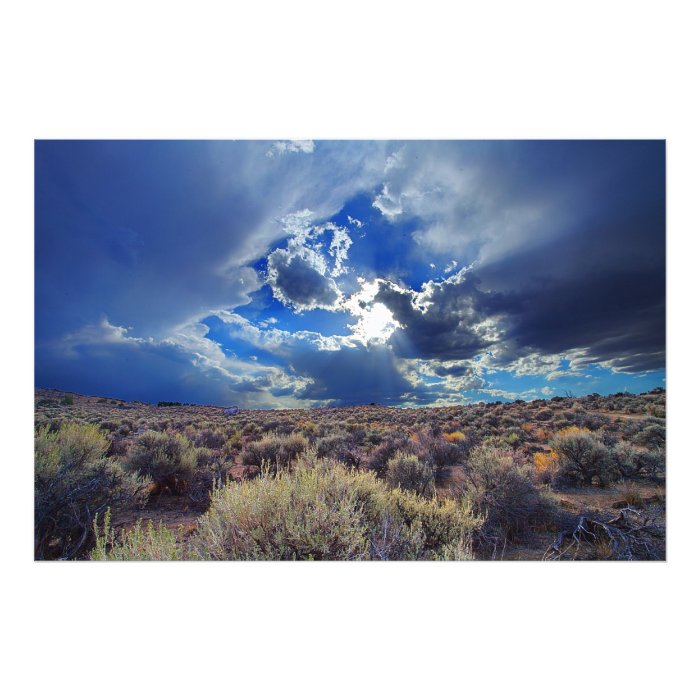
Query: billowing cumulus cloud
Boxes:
[
  {"xmin": 267, "ymin": 248, "xmax": 341, "ymax": 311},
  {"xmin": 373, "ymin": 267, "xmax": 505, "ymax": 360},
  {"xmin": 264, "ymin": 211, "xmax": 357, "ymax": 311}
]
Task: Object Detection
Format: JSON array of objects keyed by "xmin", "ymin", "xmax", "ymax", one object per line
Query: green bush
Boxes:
[
  {"xmin": 385, "ymin": 451, "xmax": 436, "ymax": 497},
  {"xmin": 189, "ymin": 454, "xmax": 479, "ymax": 560},
  {"xmin": 35, "ymin": 423, "xmax": 149, "ymax": 559},
  {"xmin": 125, "ymin": 430, "xmax": 198, "ymax": 494}
]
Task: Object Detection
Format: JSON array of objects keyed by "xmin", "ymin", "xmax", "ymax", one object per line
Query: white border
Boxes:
[{"xmin": 4, "ymin": 2, "xmax": 698, "ymax": 698}]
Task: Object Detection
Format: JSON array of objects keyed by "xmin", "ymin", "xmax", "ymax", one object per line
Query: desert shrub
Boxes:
[
  {"xmin": 598, "ymin": 430, "xmax": 618, "ymax": 448},
  {"xmin": 296, "ymin": 420, "xmax": 318, "ymax": 438},
  {"xmin": 367, "ymin": 434, "xmax": 413, "ymax": 477},
  {"xmin": 504, "ymin": 431, "xmax": 520, "ymax": 446},
  {"xmin": 579, "ymin": 413, "xmax": 606, "ymax": 431},
  {"xmin": 107, "ymin": 436, "xmax": 130, "ymax": 458},
  {"xmin": 386, "ymin": 451, "xmax": 436, "ymax": 497},
  {"xmin": 35, "ymin": 423, "xmax": 149, "ymax": 559},
  {"xmin": 91, "ymin": 509, "xmax": 187, "ymax": 561},
  {"xmin": 117, "ymin": 420, "xmax": 134, "ymax": 436},
  {"xmin": 125, "ymin": 430, "xmax": 198, "ymax": 494},
  {"xmin": 632, "ymin": 423, "xmax": 665, "ymax": 450},
  {"xmin": 415, "ymin": 431, "xmax": 464, "ymax": 472},
  {"xmin": 194, "ymin": 428, "xmax": 226, "ymax": 449},
  {"xmin": 364, "ymin": 429, "xmax": 383, "ymax": 446},
  {"xmin": 611, "ymin": 441, "xmax": 647, "ymax": 477},
  {"xmin": 242, "ymin": 421, "xmax": 259, "ymax": 436},
  {"xmin": 240, "ymin": 432, "xmax": 309, "ymax": 472},
  {"xmin": 190, "ymin": 456, "xmax": 479, "ymax": 560},
  {"xmin": 549, "ymin": 428, "xmax": 619, "ymax": 486},
  {"xmin": 651, "ymin": 405, "xmax": 665, "ymax": 418},
  {"xmin": 638, "ymin": 448, "xmax": 665, "ymax": 478},
  {"xmin": 314, "ymin": 431, "xmax": 360, "ymax": 467},
  {"xmin": 223, "ymin": 430, "xmax": 242, "ymax": 455},
  {"xmin": 464, "ymin": 445, "xmax": 558, "ymax": 546},
  {"xmin": 482, "ymin": 434, "xmax": 513, "ymax": 449}
]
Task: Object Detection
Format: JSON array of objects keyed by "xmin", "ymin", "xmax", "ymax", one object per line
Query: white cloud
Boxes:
[
  {"xmin": 372, "ymin": 183, "xmax": 404, "ymax": 219},
  {"xmin": 368, "ymin": 142, "xmax": 574, "ymax": 270},
  {"xmin": 266, "ymin": 140, "xmax": 316, "ymax": 157},
  {"xmin": 265, "ymin": 210, "xmax": 357, "ymax": 311},
  {"xmin": 384, "ymin": 147, "xmax": 406, "ymax": 174},
  {"xmin": 46, "ymin": 315, "xmax": 315, "ymax": 408},
  {"xmin": 55, "ymin": 317, "xmax": 144, "ymax": 358}
]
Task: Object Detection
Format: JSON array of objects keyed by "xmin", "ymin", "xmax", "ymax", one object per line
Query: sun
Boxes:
[{"xmin": 351, "ymin": 302, "xmax": 400, "ymax": 344}]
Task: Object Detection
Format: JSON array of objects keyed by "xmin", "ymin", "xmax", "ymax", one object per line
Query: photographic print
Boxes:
[{"xmin": 34, "ymin": 140, "xmax": 666, "ymax": 561}]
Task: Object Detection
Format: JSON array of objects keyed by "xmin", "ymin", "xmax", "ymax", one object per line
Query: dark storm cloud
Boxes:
[
  {"xmin": 374, "ymin": 271, "xmax": 496, "ymax": 360},
  {"xmin": 290, "ymin": 343, "xmax": 428, "ymax": 405},
  {"xmin": 432, "ymin": 363, "xmax": 474, "ymax": 378},
  {"xmin": 36, "ymin": 334, "xmax": 236, "ymax": 406},
  {"xmin": 266, "ymin": 249, "xmax": 341, "ymax": 310},
  {"xmin": 368, "ymin": 141, "xmax": 666, "ymax": 375},
  {"xmin": 475, "ymin": 142, "xmax": 665, "ymax": 372}
]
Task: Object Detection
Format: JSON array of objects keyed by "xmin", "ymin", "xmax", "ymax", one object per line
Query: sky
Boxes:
[{"xmin": 34, "ymin": 140, "xmax": 665, "ymax": 408}]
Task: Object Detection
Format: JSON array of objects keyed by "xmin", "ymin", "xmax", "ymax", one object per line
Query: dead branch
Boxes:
[{"xmin": 543, "ymin": 505, "xmax": 665, "ymax": 561}]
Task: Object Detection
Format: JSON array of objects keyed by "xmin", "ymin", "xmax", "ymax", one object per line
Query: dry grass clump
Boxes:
[
  {"xmin": 614, "ymin": 481, "xmax": 646, "ymax": 509},
  {"xmin": 91, "ymin": 509, "xmax": 188, "ymax": 561},
  {"xmin": 532, "ymin": 451, "xmax": 559, "ymax": 484}
]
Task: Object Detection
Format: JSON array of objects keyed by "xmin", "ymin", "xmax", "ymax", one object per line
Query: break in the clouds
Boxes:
[{"xmin": 35, "ymin": 140, "xmax": 665, "ymax": 407}]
